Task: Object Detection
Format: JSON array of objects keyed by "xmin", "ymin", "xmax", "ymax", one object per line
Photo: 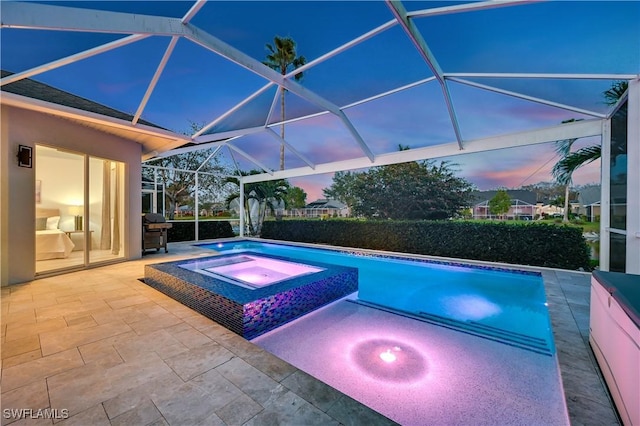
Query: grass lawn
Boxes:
[{"xmin": 538, "ymin": 219, "xmax": 600, "ymax": 233}]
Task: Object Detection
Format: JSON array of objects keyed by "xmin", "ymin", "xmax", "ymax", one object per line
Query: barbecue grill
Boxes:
[{"xmin": 142, "ymin": 213, "xmax": 172, "ymax": 254}]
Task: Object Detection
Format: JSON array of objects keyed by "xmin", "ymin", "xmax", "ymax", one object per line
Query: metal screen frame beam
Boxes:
[
  {"xmin": 386, "ymin": 0, "xmax": 464, "ymax": 149},
  {"xmin": 0, "ymin": 34, "xmax": 149, "ymax": 87},
  {"xmin": 242, "ymin": 118, "xmax": 603, "ymax": 183}
]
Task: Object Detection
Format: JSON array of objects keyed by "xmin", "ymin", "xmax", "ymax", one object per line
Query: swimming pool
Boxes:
[
  {"xmin": 199, "ymin": 239, "xmax": 567, "ymax": 425},
  {"xmin": 200, "ymin": 239, "xmax": 554, "ymax": 355}
]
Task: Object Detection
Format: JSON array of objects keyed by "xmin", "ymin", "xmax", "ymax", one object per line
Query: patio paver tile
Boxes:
[
  {"xmin": 57, "ymin": 404, "xmax": 110, "ymax": 426},
  {"xmin": 102, "ymin": 371, "xmax": 183, "ymax": 419},
  {"xmin": 163, "ymin": 341, "xmax": 235, "ymax": 381},
  {"xmin": 3, "ymin": 308, "xmax": 36, "ymax": 324},
  {"xmin": 2, "ymin": 349, "xmax": 43, "ymax": 369},
  {"xmin": 127, "ymin": 312, "xmax": 183, "ymax": 336},
  {"xmin": 113, "ymin": 329, "xmax": 188, "ymax": 362},
  {"xmin": 1, "ymin": 348, "xmax": 84, "ymax": 392},
  {"xmin": 5, "ymin": 319, "xmax": 68, "ymax": 342},
  {"xmin": 39, "ymin": 320, "xmax": 132, "ymax": 356},
  {"xmin": 215, "ymin": 393, "xmax": 263, "ymax": 426},
  {"xmin": 151, "ymin": 381, "xmax": 223, "ymax": 426},
  {"xmin": 76, "ymin": 331, "xmax": 136, "ymax": 365},
  {"xmin": 281, "ymin": 370, "xmax": 343, "ymax": 413},
  {"xmin": 189, "ymin": 369, "xmax": 245, "ymax": 410},
  {"xmin": 180, "ymin": 314, "xmax": 219, "ymax": 332},
  {"xmin": 104, "ymin": 295, "xmax": 152, "ymax": 310},
  {"xmin": 1, "ymin": 335, "xmax": 41, "ymax": 360},
  {"xmin": 565, "ymin": 393, "xmax": 620, "ymax": 426},
  {"xmin": 64, "ymin": 314, "xmax": 98, "ymax": 329},
  {"xmin": 109, "ymin": 399, "xmax": 163, "ymax": 426},
  {"xmin": 166, "ymin": 325, "xmax": 212, "ymax": 349},
  {"xmin": 47, "ymin": 352, "xmax": 172, "ymax": 416},
  {"xmin": 326, "ymin": 395, "xmax": 398, "ymax": 426},
  {"xmin": 245, "ymin": 389, "xmax": 339, "ymax": 426},
  {"xmin": 0, "ymin": 380, "xmax": 50, "ymax": 426},
  {"xmin": 244, "ymin": 349, "xmax": 298, "ymax": 383},
  {"xmin": 35, "ymin": 300, "xmax": 110, "ymax": 322},
  {"xmin": 215, "ymin": 357, "xmax": 287, "ymax": 406},
  {"xmin": 90, "ymin": 307, "xmax": 147, "ymax": 326}
]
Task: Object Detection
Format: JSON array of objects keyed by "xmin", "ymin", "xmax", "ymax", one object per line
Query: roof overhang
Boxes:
[{"xmin": 1, "ymin": 91, "xmax": 190, "ymax": 159}]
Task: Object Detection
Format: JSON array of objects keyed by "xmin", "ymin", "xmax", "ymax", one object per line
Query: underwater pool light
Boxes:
[{"xmin": 379, "ymin": 349, "xmax": 397, "ymax": 363}]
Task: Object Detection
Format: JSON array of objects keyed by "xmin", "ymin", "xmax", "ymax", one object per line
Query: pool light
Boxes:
[{"xmin": 380, "ymin": 349, "xmax": 397, "ymax": 363}]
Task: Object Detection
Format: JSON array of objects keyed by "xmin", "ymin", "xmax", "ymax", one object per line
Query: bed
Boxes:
[{"xmin": 36, "ymin": 208, "xmax": 75, "ymax": 260}]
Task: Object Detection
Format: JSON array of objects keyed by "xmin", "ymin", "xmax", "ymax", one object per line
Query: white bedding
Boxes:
[{"xmin": 36, "ymin": 230, "xmax": 75, "ymax": 260}]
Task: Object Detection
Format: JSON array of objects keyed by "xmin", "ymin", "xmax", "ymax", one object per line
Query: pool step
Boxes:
[{"xmin": 350, "ymin": 299, "xmax": 554, "ymax": 357}]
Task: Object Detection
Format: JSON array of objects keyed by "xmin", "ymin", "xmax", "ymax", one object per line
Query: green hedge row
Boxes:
[
  {"xmin": 260, "ymin": 220, "xmax": 591, "ymax": 270},
  {"xmin": 167, "ymin": 221, "xmax": 234, "ymax": 242}
]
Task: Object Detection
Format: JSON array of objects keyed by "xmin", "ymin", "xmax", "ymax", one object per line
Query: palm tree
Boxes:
[
  {"xmin": 552, "ymin": 81, "xmax": 628, "ymax": 222},
  {"xmin": 225, "ymin": 171, "xmax": 290, "ymax": 235},
  {"xmin": 263, "ymin": 36, "xmax": 306, "ymax": 170}
]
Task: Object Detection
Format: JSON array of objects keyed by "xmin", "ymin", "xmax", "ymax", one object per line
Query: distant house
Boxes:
[
  {"xmin": 578, "ymin": 185, "xmax": 601, "ymax": 222},
  {"xmin": 285, "ymin": 199, "xmax": 349, "ymax": 218},
  {"xmin": 471, "ymin": 190, "xmax": 537, "ymax": 220}
]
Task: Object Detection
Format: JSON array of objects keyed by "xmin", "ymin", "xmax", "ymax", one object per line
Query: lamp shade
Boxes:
[{"xmin": 69, "ymin": 205, "xmax": 83, "ymax": 216}]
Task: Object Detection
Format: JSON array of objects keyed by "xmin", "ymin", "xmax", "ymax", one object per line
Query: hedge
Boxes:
[
  {"xmin": 260, "ymin": 219, "xmax": 591, "ymax": 270},
  {"xmin": 167, "ymin": 220, "xmax": 234, "ymax": 242}
]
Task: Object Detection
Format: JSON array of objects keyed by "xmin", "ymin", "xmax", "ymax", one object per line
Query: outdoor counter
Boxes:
[{"xmin": 590, "ymin": 270, "xmax": 640, "ymax": 426}]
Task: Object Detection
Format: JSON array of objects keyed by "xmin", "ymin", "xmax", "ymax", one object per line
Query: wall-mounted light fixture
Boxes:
[{"xmin": 17, "ymin": 145, "xmax": 32, "ymax": 168}]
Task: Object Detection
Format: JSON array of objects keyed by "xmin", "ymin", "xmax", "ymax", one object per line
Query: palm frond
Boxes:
[
  {"xmin": 552, "ymin": 145, "xmax": 601, "ymax": 184},
  {"xmin": 604, "ymin": 81, "xmax": 628, "ymax": 106}
]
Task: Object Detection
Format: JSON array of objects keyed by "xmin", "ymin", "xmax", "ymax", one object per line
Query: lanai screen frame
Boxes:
[{"xmin": 2, "ymin": 0, "xmax": 638, "ymax": 271}]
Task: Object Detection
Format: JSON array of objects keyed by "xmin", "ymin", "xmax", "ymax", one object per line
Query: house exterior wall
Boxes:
[
  {"xmin": 0, "ymin": 105, "xmax": 142, "ymax": 285},
  {"xmin": 472, "ymin": 204, "xmax": 536, "ymax": 219}
]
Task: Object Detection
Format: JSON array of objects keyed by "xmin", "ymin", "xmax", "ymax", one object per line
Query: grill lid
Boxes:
[{"xmin": 143, "ymin": 213, "xmax": 166, "ymax": 224}]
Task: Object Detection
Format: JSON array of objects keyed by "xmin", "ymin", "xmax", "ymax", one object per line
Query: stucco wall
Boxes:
[{"xmin": 0, "ymin": 105, "xmax": 142, "ymax": 285}]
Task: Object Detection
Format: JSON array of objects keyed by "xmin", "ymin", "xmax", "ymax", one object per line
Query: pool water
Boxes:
[
  {"xmin": 200, "ymin": 240, "xmax": 553, "ymax": 355},
  {"xmin": 198, "ymin": 240, "xmax": 567, "ymax": 425},
  {"xmin": 178, "ymin": 254, "xmax": 324, "ymax": 289}
]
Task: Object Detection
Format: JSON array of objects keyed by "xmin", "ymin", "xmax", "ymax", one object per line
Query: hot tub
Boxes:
[
  {"xmin": 590, "ymin": 270, "xmax": 640, "ymax": 426},
  {"xmin": 144, "ymin": 252, "xmax": 358, "ymax": 339},
  {"xmin": 178, "ymin": 255, "xmax": 324, "ymax": 289}
]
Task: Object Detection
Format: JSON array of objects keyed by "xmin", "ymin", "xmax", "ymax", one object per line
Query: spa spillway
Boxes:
[{"xmin": 144, "ymin": 251, "xmax": 358, "ymax": 339}]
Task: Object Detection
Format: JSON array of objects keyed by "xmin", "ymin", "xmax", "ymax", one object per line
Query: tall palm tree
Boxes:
[
  {"xmin": 263, "ymin": 36, "xmax": 306, "ymax": 170},
  {"xmin": 552, "ymin": 81, "xmax": 628, "ymax": 222}
]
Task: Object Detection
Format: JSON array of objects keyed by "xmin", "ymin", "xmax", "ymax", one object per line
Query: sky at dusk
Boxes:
[{"xmin": 2, "ymin": 1, "xmax": 637, "ymax": 203}]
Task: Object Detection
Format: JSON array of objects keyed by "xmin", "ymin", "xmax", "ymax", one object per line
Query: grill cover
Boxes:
[{"xmin": 142, "ymin": 213, "xmax": 172, "ymax": 253}]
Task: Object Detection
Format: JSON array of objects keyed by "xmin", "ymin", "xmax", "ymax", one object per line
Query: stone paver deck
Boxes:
[{"xmin": 1, "ymin": 242, "xmax": 620, "ymax": 425}]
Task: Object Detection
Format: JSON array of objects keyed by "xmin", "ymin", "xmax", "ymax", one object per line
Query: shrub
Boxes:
[
  {"xmin": 167, "ymin": 220, "xmax": 234, "ymax": 242},
  {"xmin": 261, "ymin": 220, "xmax": 591, "ymax": 270}
]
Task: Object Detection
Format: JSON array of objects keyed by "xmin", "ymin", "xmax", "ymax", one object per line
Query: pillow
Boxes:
[
  {"xmin": 46, "ymin": 216, "xmax": 60, "ymax": 230},
  {"xmin": 35, "ymin": 217, "xmax": 47, "ymax": 231}
]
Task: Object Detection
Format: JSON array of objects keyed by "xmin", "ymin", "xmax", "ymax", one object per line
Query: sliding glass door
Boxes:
[
  {"xmin": 89, "ymin": 156, "xmax": 126, "ymax": 264},
  {"xmin": 35, "ymin": 146, "xmax": 85, "ymax": 273},
  {"xmin": 35, "ymin": 145, "xmax": 126, "ymax": 275}
]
